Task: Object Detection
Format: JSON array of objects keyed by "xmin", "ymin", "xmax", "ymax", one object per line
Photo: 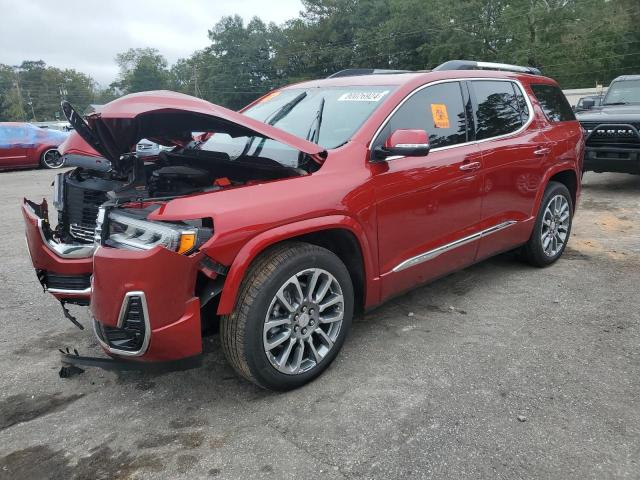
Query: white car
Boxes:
[{"xmin": 135, "ymin": 139, "xmax": 173, "ymax": 157}]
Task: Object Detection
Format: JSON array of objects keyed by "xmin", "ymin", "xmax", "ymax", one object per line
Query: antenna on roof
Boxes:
[{"xmin": 434, "ymin": 60, "xmax": 542, "ymax": 76}]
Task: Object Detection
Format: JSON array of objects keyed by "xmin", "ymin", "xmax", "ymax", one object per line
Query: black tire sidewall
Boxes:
[
  {"xmin": 528, "ymin": 182, "xmax": 573, "ymax": 266},
  {"xmin": 243, "ymin": 247, "xmax": 354, "ymax": 390}
]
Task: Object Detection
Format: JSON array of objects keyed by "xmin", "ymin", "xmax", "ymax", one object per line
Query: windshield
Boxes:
[
  {"xmin": 603, "ymin": 79, "xmax": 640, "ymax": 105},
  {"xmin": 200, "ymin": 86, "xmax": 394, "ymax": 168}
]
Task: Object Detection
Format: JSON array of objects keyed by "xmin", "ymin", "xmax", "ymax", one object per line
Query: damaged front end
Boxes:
[
  {"xmin": 22, "ymin": 90, "xmax": 325, "ymax": 369},
  {"xmin": 22, "ymin": 198, "xmax": 94, "ymax": 302}
]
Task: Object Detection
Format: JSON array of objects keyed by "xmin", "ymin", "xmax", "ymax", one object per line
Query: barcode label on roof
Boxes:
[{"xmin": 338, "ymin": 91, "xmax": 389, "ymax": 102}]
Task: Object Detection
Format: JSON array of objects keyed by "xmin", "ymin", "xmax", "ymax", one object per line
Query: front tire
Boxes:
[
  {"xmin": 221, "ymin": 242, "xmax": 354, "ymax": 391},
  {"xmin": 40, "ymin": 149, "xmax": 64, "ymax": 169},
  {"xmin": 522, "ymin": 181, "xmax": 573, "ymax": 267}
]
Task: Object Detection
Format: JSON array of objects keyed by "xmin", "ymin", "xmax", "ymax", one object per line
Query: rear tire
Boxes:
[
  {"xmin": 522, "ymin": 181, "xmax": 573, "ymax": 267},
  {"xmin": 221, "ymin": 242, "xmax": 354, "ymax": 391},
  {"xmin": 40, "ymin": 149, "xmax": 64, "ymax": 169}
]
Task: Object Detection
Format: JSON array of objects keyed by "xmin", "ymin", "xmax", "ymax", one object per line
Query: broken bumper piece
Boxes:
[
  {"xmin": 60, "ymin": 350, "xmax": 202, "ymax": 373},
  {"xmin": 22, "ymin": 198, "xmax": 94, "ymax": 303}
]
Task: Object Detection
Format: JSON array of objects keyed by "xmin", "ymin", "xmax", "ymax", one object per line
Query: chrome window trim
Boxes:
[
  {"xmin": 391, "ymin": 220, "xmax": 517, "ymax": 273},
  {"xmin": 370, "ymin": 78, "xmax": 534, "ymax": 157},
  {"xmin": 94, "ymin": 291, "xmax": 151, "ymax": 357}
]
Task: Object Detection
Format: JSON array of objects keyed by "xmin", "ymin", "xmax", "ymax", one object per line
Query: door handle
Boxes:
[
  {"xmin": 534, "ymin": 147, "xmax": 551, "ymax": 156},
  {"xmin": 459, "ymin": 161, "xmax": 481, "ymax": 171}
]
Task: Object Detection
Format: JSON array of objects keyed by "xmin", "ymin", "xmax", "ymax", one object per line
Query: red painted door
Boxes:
[
  {"xmin": 369, "ymin": 81, "xmax": 484, "ymax": 301},
  {"xmin": 0, "ymin": 124, "xmax": 29, "ymax": 168},
  {"xmin": 468, "ymin": 79, "xmax": 551, "ymax": 260}
]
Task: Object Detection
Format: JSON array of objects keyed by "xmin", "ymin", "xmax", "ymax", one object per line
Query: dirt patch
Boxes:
[
  {"xmin": 134, "ymin": 380, "xmax": 156, "ymax": 391},
  {"xmin": 209, "ymin": 435, "xmax": 228, "ymax": 449},
  {"xmin": 176, "ymin": 454, "xmax": 199, "ymax": 474},
  {"xmin": 169, "ymin": 416, "xmax": 205, "ymax": 429},
  {"xmin": 562, "ymin": 247, "xmax": 591, "ymax": 261},
  {"xmin": 0, "ymin": 445, "xmax": 72, "ymax": 480},
  {"xmin": 135, "ymin": 431, "xmax": 205, "ymax": 450},
  {"xmin": 0, "ymin": 392, "xmax": 84, "ymax": 431},
  {"xmin": 595, "ymin": 213, "xmax": 634, "ymax": 234},
  {"xmin": 569, "ymin": 238, "xmax": 628, "ymax": 261},
  {"xmin": 580, "ymin": 198, "xmax": 617, "ymax": 211},
  {"xmin": 0, "ymin": 444, "xmax": 164, "ymax": 480},
  {"xmin": 74, "ymin": 445, "xmax": 164, "ymax": 480},
  {"xmin": 12, "ymin": 330, "xmax": 85, "ymax": 357}
]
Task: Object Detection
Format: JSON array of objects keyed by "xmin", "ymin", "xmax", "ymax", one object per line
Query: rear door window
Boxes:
[
  {"xmin": 374, "ymin": 81, "xmax": 468, "ymax": 151},
  {"xmin": 471, "ymin": 80, "xmax": 527, "ymax": 140},
  {"xmin": 531, "ymin": 84, "xmax": 576, "ymax": 122}
]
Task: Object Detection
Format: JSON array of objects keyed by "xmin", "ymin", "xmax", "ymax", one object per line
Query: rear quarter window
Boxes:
[
  {"xmin": 531, "ymin": 84, "xmax": 576, "ymax": 122},
  {"xmin": 471, "ymin": 80, "xmax": 528, "ymax": 140}
]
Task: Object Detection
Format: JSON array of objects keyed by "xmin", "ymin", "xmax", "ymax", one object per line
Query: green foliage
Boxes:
[
  {"xmin": 1, "ymin": 0, "xmax": 639, "ymax": 120},
  {"xmin": 174, "ymin": 0, "xmax": 640, "ymax": 108},
  {"xmin": 0, "ymin": 60, "xmax": 97, "ymax": 121},
  {"xmin": 112, "ymin": 48, "xmax": 171, "ymax": 94}
]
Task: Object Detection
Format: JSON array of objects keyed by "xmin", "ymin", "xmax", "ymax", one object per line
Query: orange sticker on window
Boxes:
[
  {"xmin": 431, "ymin": 103, "xmax": 450, "ymax": 129},
  {"xmin": 259, "ymin": 91, "xmax": 281, "ymax": 103}
]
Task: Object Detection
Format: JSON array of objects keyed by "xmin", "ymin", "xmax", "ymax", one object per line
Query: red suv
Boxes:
[{"xmin": 22, "ymin": 61, "xmax": 584, "ymax": 390}]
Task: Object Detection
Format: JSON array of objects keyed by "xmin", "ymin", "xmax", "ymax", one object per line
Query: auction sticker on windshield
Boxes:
[
  {"xmin": 338, "ymin": 90, "xmax": 389, "ymax": 102},
  {"xmin": 258, "ymin": 91, "xmax": 281, "ymax": 103}
]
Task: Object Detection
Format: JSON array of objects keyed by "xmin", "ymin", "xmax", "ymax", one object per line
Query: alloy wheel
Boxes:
[
  {"xmin": 42, "ymin": 149, "xmax": 64, "ymax": 168},
  {"xmin": 541, "ymin": 194, "xmax": 570, "ymax": 257},
  {"xmin": 263, "ymin": 268, "xmax": 344, "ymax": 375}
]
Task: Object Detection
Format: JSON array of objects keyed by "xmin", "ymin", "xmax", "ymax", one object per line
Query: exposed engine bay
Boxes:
[{"xmin": 54, "ymin": 147, "xmax": 307, "ymax": 245}]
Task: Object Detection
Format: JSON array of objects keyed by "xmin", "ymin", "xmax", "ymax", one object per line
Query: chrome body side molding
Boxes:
[
  {"xmin": 392, "ymin": 220, "xmax": 517, "ymax": 273},
  {"xmin": 47, "ymin": 286, "xmax": 92, "ymax": 295}
]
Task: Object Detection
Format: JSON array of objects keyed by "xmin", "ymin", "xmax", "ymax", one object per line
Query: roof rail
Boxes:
[
  {"xmin": 434, "ymin": 60, "xmax": 542, "ymax": 76},
  {"xmin": 327, "ymin": 68, "xmax": 413, "ymax": 78}
]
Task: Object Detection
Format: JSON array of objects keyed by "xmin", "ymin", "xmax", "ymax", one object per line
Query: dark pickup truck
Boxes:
[{"xmin": 577, "ymin": 75, "xmax": 640, "ymax": 175}]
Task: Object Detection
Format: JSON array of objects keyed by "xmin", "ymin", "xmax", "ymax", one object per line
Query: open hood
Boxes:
[{"xmin": 62, "ymin": 91, "xmax": 326, "ymax": 170}]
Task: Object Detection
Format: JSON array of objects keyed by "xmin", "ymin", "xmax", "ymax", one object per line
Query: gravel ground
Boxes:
[{"xmin": 0, "ymin": 168, "xmax": 638, "ymax": 480}]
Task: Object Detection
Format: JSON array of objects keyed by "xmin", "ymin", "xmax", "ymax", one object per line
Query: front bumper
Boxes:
[
  {"xmin": 61, "ymin": 350, "xmax": 202, "ymax": 373},
  {"xmin": 90, "ymin": 245, "xmax": 204, "ymax": 362},
  {"xmin": 22, "ymin": 198, "xmax": 94, "ymax": 302},
  {"xmin": 584, "ymin": 146, "xmax": 640, "ymax": 174}
]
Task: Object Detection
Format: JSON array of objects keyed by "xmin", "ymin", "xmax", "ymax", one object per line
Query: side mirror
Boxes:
[
  {"xmin": 373, "ymin": 129, "xmax": 430, "ymax": 160},
  {"xmin": 582, "ymin": 99, "xmax": 595, "ymax": 110}
]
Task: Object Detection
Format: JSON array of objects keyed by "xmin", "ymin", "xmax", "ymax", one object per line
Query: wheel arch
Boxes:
[
  {"xmin": 215, "ymin": 215, "xmax": 377, "ymax": 316},
  {"xmin": 37, "ymin": 145, "xmax": 61, "ymax": 167},
  {"xmin": 532, "ymin": 166, "xmax": 579, "ymax": 217},
  {"xmin": 548, "ymin": 170, "xmax": 578, "ymax": 208}
]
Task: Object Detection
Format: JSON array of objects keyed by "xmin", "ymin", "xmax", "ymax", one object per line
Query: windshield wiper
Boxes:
[
  {"xmin": 265, "ymin": 91, "xmax": 308, "ymax": 126},
  {"xmin": 306, "ymin": 97, "xmax": 325, "ymax": 144},
  {"xmin": 602, "ymin": 101, "xmax": 628, "ymax": 106},
  {"xmin": 240, "ymin": 91, "xmax": 308, "ymax": 158},
  {"xmin": 296, "ymin": 97, "xmax": 325, "ymax": 168}
]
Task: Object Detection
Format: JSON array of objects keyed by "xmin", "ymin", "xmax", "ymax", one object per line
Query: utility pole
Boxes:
[
  {"xmin": 192, "ymin": 65, "xmax": 201, "ymax": 98},
  {"xmin": 59, "ymin": 84, "xmax": 68, "ymax": 119},
  {"xmin": 26, "ymin": 90, "xmax": 36, "ymax": 121},
  {"xmin": 12, "ymin": 68, "xmax": 26, "ymax": 121}
]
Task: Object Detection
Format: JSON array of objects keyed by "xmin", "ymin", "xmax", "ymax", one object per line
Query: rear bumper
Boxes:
[
  {"xmin": 583, "ymin": 146, "xmax": 640, "ymax": 174},
  {"xmin": 22, "ymin": 198, "xmax": 94, "ymax": 302},
  {"xmin": 90, "ymin": 245, "xmax": 204, "ymax": 362}
]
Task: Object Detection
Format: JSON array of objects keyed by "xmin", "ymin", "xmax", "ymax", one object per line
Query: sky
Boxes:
[{"xmin": 0, "ymin": 0, "xmax": 303, "ymax": 87}]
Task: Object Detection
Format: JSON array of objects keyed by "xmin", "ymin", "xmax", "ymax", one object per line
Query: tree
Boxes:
[{"xmin": 113, "ymin": 48, "xmax": 171, "ymax": 94}]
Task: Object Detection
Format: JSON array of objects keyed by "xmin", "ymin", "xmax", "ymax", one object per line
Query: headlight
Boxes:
[{"xmin": 106, "ymin": 211, "xmax": 211, "ymax": 254}]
